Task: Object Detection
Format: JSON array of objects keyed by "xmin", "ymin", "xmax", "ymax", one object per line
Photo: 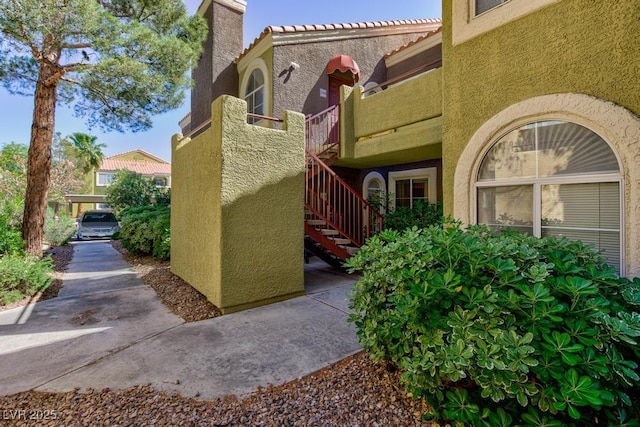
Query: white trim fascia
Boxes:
[
  {"xmin": 385, "ymin": 32, "xmax": 442, "ymax": 68},
  {"xmin": 179, "ymin": 112, "xmax": 191, "ymax": 130},
  {"xmin": 197, "ymin": 0, "xmax": 246, "ymax": 16},
  {"xmin": 237, "ymin": 34, "xmax": 273, "ymax": 72},
  {"xmin": 270, "ymin": 24, "xmax": 438, "ymax": 47}
]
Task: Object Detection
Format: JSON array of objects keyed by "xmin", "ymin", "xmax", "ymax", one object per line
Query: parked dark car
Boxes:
[{"xmin": 76, "ymin": 210, "xmax": 120, "ymax": 240}]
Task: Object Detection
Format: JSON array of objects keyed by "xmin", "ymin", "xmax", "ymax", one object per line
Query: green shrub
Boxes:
[
  {"xmin": 0, "ymin": 215, "xmax": 23, "ymax": 256},
  {"xmin": 383, "ymin": 200, "xmax": 443, "ymax": 232},
  {"xmin": 117, "ymin": 205, "xmax": 170, "ymax": 260},
  {"xmin": 0, "ymin": 197, "xmax": 24, "ymax": 255},
  {"xmin": 44, "ymin": 208, "xmax": 76, "ymax": 246},
  {"xmin": 0, "ymin": 255, "xmax": 53, "ymax": 304},
  {"xmin": 106, "ymin": 170, "xmax": 171, "ymax": 215},
  {"xmin": 346, "ymin": 223, "xmax": 640, "ymax": 426}
]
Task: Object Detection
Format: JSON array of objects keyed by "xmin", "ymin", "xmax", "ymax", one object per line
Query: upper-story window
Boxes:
[
  {"xmin": 153, "ymin": 177, "xmax": 168, "ymax": 187},
  {"xmin": 96, "ymin": 172, "xmax": 115, "ymax": 186},
  {"xmin": 474, "ymin": 0, "xmax": 509, "ymax": 16},
  {"xmin": 453, "ymin": 0, "xmax": 560, "ymax": 45},
  {"xmin": 244, "ymin": 69, "xmax": 264, "ymax": 124}
]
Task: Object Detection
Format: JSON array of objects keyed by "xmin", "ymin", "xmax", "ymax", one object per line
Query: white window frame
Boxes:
[
  {"xmin": 388, "ymin": 168, "xmax": 437, "ymax": 210},
  {"xmin": 96, "ymin": 172, "xmax": 115, "ymax": 187},
  {"xmin": 472, "ymin": 0, "xmax": 509, "ymax": 17},
  {"xmin": 363, "ymin": 171, "xmax": 386, "ymax": 213},
  {"xmin": 239, "ymin": 58, "xmax": 271, "ymax": 125},
  {"xmin": 452, "ymin": 0, "xmax": 560, "ymax": 45},
  {"xmin": 153, "ymin": 176, "xmax": 169, "ymax": 188},
  {"xmin": 473, "ymin": 120, "xmax": 624, "ymax": 274},
  {"xmin": 475, "ymin": 175, "xmax": 623, "ymax": 235}
]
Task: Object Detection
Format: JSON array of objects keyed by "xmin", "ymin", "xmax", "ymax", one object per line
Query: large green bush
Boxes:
[
  {"xmin": 117, "ymin": 205, "xmax": 170, "ymax": 260},
  {"xmin": 44, "ymin": 208, "xmax": 76, "ymax": 246},
  {"xmin": 347, "ymin": 223, "xmax": 640, "ymax": 426},
  {"xmin": 383, "ymin": 199, "xmax": 443, "ymax": 232},
  {"xmin": 0, "ymin": 255, "xmax": 53, "ymax": 304},
  {"xmin": 106, "ymin": 170, "xmax": 170, "ymax": 215}
]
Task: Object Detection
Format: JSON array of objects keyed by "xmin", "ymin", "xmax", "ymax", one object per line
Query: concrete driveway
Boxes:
[{"xmin": 0, "ymin": 241, "xmax": 361, "ymax": 400}]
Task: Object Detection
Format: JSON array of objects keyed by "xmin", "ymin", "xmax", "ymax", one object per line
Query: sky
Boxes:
[{"xmin": 0, "ymin": 0, "xmax": 442, "ymax": 162}]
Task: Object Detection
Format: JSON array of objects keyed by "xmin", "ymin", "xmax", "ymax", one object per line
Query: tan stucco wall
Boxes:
[
  {"xmin": 171, "ymin": 95, "xmax": 306, "ymax": 313},
  {"xmin": 442, "ymin": 0, "xmax": 640, "ymax": 276}
]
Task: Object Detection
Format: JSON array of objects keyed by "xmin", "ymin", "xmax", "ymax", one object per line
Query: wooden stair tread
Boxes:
[
  {"xmin": 346, "ymin": 246, "xmax": 360, "ymax": 255},
  {"xmin": 321, "ymin": 229, "xmax": 340, "ymax": 236},
  {"xmin": 306, "ymin": 219, "xmax": 326, "ymax": 226},
  {"xmin": 332, "ymin": 238, "xmax": 352, "ymax": 245}
]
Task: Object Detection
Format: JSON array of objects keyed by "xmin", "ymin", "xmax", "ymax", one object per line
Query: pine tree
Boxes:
[{"xmin": 0, "ymin": 0, "xmax": 206, "ymax": 256}]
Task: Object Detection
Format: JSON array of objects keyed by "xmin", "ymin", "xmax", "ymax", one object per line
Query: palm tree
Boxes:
[{"xmin": 69, "ymin": 133, "xmax": 106, "ymax": 216}]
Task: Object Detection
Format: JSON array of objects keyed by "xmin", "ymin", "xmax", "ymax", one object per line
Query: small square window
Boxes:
[
  {"xmin": 97, "ymin": 172, "xmax": 115, "ymax": 186},
  {"xmin": 153, "ymin": 177, "xmax": 168, "ymax": 187}
]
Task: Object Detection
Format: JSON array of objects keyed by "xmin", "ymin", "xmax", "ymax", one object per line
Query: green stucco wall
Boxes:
[
  {"xmin": 442, "ymin": 0, "xmax": 640, "ymax": 214},
  {"xmin": 354, "ymin": 68, "xmax": 442, "ymax": 139},
  {"xmin": 338, "ymin": 71, "xmax": 443, "ymax": 169},
  {"xmin": 171, "ymin": 95, "xmax": 306, "ymax": 313}
]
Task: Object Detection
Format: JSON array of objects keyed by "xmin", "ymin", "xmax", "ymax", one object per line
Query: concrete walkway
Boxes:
[{"xmin": 0, "ymin": 241, "xmax": 361, "ymax": 400}]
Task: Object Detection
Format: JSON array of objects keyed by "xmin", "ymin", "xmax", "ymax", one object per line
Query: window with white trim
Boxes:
[
  {"xmin": 153, "ymin": 176, "xmax": 168, "ymax": 187},
  {"xmin": 96, "ymin": 172, "xmax": 115, "ymax": 186},
  {"xmin": 363, "ymin": 172, "xmax": 386, "ymax": 212},
  {"xmin": 452, "ymin": 0, "xmax": 560, "ymax": 45},
  {"xmin": 388, "ymin": 168, "xmax": 437, "ymax": 209},
  {"xmin": 244, "ymin": 69, "xmax": 264, "ymax": 124},
  {"xmin": 476, "ymin": 120, "xmax": 622, "ymax": 272},
  {"xmin": 474, "ymin": 0, "xmax": 509, "ymax": 16}
]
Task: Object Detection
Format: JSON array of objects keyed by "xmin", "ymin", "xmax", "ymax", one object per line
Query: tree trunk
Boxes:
[{"xmin": 22, "ymin": 59, "xmax": 59, "ymax": 257}]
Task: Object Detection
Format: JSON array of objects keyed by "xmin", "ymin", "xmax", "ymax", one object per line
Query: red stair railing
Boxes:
[
  {"xmin": 305, "ymin": 151, "xmax": 383, "ymax": 248},
  {"xmin": 306, "ymin": 105, "xmax": 340, "ymax": 160}
]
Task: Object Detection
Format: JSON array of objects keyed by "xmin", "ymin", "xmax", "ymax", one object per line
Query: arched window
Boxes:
[
  {"xmin": 244, "ymin": 69, "xmax": 264, "ymax": 124},
  {"xmin": 476, "ymin": 120, "xmax": 622, "ymax": 271},
  {"xmin": 363, "ymin": 172, "xmax": 386, "ymax": 212}
]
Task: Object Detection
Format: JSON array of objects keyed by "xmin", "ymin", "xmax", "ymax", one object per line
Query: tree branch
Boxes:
[{"xmin": 61, "ymin": 43, "xmax": 92, "ymax": 50}]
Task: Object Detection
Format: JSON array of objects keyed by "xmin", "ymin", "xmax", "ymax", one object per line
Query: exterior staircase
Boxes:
[{"xmin": 304, "ymin": 105, "xmax": 383, "ymax": 265}]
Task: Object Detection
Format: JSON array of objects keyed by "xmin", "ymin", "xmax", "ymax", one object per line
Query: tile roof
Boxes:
[
  {"xmin": 237, "ymin": 18, "xmax": 442, "ymax": 62},
  {"xmin": 100, "ymin": 151, "xmax": 171, "ymax": 176},
  {"xmin": 99, "ymin": 159, "xmax": 171, "ymax": 175},
  {"xmin": 107, "ymin": 149, "xmax": 169, "ymax": 164},
  {"xmin": 384, "ymin": 26, "xmax": 443, "ymax": 59}
]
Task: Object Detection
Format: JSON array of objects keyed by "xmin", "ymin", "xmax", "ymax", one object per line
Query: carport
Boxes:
[{"xmin": 63, "ymin": 194, "xmax": 107, "ymax": 217}]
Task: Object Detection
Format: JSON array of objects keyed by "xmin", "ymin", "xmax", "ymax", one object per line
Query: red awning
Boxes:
[{"xmin": 326, "ymin": 55, "xmax": 360, "ymax": 82}]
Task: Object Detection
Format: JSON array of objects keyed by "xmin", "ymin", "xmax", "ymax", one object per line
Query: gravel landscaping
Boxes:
[{"xmin": 0, "ymin": 242, "xmax": 436, "ymax": 426}]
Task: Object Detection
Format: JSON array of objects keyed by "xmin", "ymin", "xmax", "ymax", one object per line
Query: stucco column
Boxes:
[{"xmin": 172, "ymin": 95, "xmax": 306, "ymax": 313}]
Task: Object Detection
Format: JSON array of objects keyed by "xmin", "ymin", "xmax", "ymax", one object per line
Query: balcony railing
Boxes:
[{"xmin": 305, "ymin": 105, "xmax": 340, "ymax": 160}]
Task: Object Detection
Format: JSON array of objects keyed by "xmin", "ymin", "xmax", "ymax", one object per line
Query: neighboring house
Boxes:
[
  {"xmin": 172, "ymin": 0, "xmax": 639, "ymax": 313},
  {"xmin": 65, "ymin": 149, "xmax": 171, "ymax": 215}
]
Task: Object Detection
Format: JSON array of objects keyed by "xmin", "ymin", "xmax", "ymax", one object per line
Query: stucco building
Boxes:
[
  {"xmin": 65, "ymin": 149, "xmax": 171, "ymax": 215},
  {"xmin": 172, "ymin": 0, "xmax": 639, "ymax": 312}
]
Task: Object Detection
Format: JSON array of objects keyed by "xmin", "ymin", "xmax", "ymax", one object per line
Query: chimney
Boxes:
[{"xmin": 190, "ymin": 0, "xmax": 246, "ymax": 133}]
